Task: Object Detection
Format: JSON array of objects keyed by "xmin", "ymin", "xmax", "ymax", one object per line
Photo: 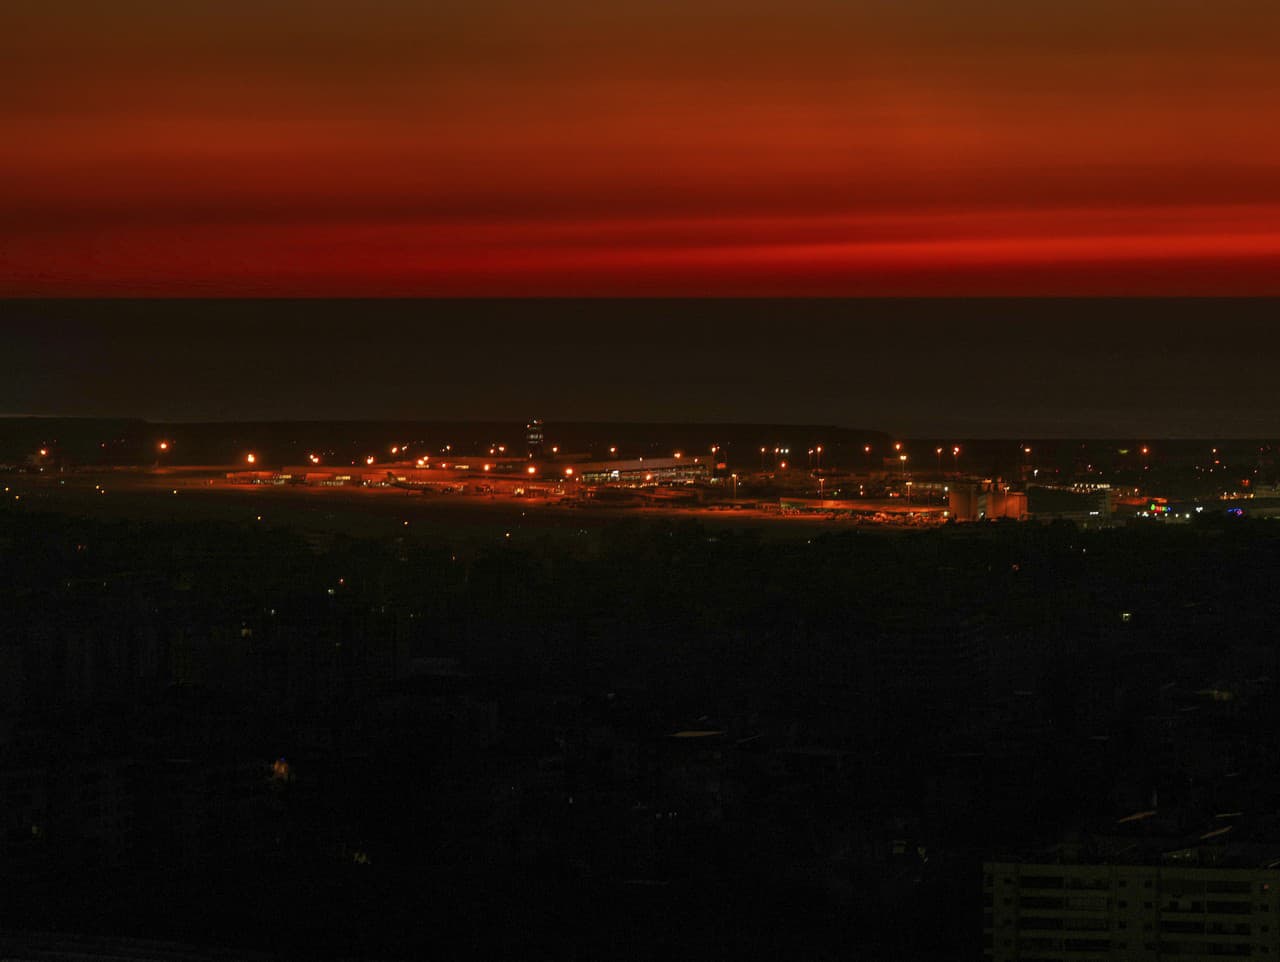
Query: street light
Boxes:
[{"xmin": 816, "ymin": 445, "xmax": 823, "ymax": 470}]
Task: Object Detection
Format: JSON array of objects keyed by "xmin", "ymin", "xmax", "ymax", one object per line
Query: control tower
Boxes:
[{"xmin": 525, "ymin": 418, "xmax": 545, "ymax": 458}]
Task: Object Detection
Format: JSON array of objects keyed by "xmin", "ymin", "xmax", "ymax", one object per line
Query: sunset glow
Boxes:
[{"xmin": 4, "ymin": 0, "xmax": 1280, "ymax": 295}]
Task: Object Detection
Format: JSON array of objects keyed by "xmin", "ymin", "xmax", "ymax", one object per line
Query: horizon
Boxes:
[{"xmin": 6, "ymin": 297, "xmax": 1279, "ymax": 437}]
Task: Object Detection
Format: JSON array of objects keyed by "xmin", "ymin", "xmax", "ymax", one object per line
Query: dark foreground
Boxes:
[{"xmin": 2, "ymin": 490, "xmax": 1280, "ymax": 959}]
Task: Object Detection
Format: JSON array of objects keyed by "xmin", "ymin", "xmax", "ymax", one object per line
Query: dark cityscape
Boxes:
[
  {"xmin": 4, "ymin": 373, "xmax": 1280, "ymax": 959},
  {"xmin": 5, "ymin": 0, "xmax": 1280, "ymax": 959}
]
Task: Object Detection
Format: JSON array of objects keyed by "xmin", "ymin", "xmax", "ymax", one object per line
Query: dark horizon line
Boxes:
[
  {"xmin": 2, "ymin": 413, "xmax": 1275, "ymax": 443},
  {"xmin": 5, "ymin": 295, "xmax": 1280, "ymax": 303}
]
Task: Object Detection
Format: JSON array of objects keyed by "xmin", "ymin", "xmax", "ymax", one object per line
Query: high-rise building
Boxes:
[{"xmin": 985, "ymin": 849, "xmax": 1280, "ymax": 961}]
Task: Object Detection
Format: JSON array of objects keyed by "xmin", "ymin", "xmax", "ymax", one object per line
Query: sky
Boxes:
[
  {"xmin": 4, "ymin": 0, "xmax": 1280, "ymax": 295},
  {"xmin": 5, "ymin": 299, "xmax": 1280, "ymax": 437}
]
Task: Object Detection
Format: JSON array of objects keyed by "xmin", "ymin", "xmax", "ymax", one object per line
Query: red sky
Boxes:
[{"xmin": 4, "ymin": 0, "xmax": 1280, "ymax": 295}]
